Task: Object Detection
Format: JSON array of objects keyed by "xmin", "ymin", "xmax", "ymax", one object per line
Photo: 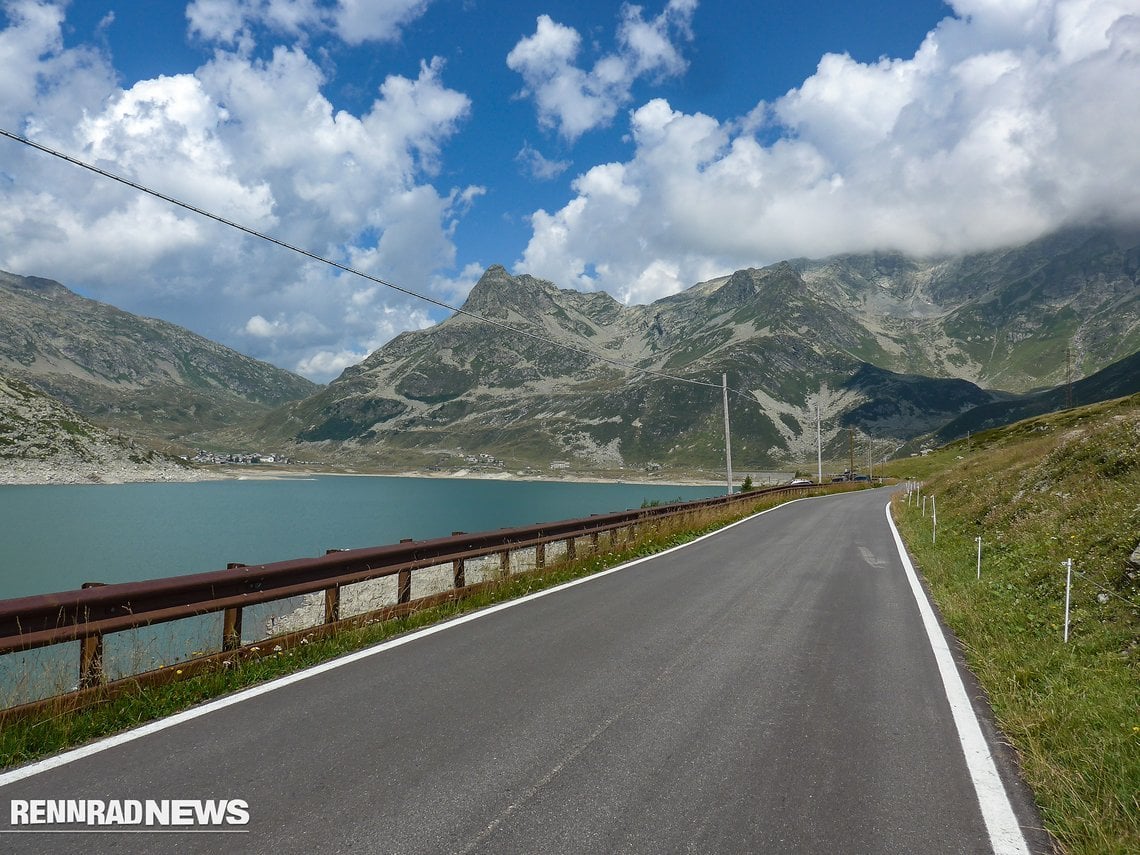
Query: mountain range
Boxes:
[
  {"xmin": 262, "ymin": 227, "xmax": 1139, "ymax": 470},
  {"xmin": 2, "ymin": 225, "xmax": 1137, "ymax": 475}
]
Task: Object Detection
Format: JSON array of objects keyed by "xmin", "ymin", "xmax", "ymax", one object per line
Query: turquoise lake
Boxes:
[{"xmin": 0, "ymin": 476, "xmax": 722, "ymax": 600}]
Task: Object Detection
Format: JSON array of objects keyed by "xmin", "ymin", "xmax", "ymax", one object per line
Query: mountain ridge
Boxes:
[
  {"xmin": 3, "ymin": 226, "xmax": 1136, "ymax": 474},
  {"xmin": 267, "ymin": 226, "xmax": 1138, "ymax": 471},
  {"xmin": 0, "ymin": 269, "xmax": 319, "ymax": 445}
]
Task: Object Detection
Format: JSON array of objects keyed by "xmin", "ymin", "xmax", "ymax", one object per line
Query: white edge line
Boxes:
[
  {"xmin": 884, "ymin": 501, "xmax": 1029, "ymax": 855},
  {"xmin": 0, "ymin": 492, "xmax": 826, "ymax": 788}
]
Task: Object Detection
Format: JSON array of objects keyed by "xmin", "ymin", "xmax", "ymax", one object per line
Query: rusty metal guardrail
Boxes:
[{"xmin": 0, "ymin": 482, "xmax": 824, "ymax": 706}]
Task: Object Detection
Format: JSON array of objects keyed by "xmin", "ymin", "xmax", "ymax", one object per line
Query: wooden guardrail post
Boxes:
[
  {"xmin": 78, "ymin": 582, "xmax": 106, "ymax": 689},
  {"xmin": 222, "ymin": 563, "xmax": 245, "ymax": 651},
  {"xmin": 565, "ymin": 536, "xmax": 576, "ymax": 560},
  {"xmin": 452, "ymin": 532, "xmax": 466, "ymax": 588},
  {"xmin": 323, "ymin": 550, "xmax": 347, "ymax": 623},
  {"xmin": 499, "ymin": 548, "xmax": 510, "ymax": 576},
  {"xmin": 324, "ymin": 585, "xmax": 341, "ymax": 623},
  {"xmin": 79, "ymin": 635, "xmax": 103, "ymax": 689},
  {"xmin": 397, "ymin": 540, "xmax": 414, "ymax": 603},
  {"xmin": 536, "ymin": 543, "xmax": 546, "ymax": 570}
]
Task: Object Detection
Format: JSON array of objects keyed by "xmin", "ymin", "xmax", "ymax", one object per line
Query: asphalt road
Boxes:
[{"xmin": 0, "ymin": 488, "xmax": 1046, "ymax": 853}]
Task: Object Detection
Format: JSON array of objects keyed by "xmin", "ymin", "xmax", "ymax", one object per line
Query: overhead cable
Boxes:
[{"xmin": 0, "ymin": 127, "xmax": 756, "ymax": 400}]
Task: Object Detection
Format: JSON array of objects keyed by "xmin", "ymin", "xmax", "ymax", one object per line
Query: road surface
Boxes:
[{"xmin": 0, "ymin": 488, "xmax": 1046, "ymax": 853}]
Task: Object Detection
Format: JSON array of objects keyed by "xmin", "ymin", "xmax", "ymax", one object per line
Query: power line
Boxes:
[
  {"xmin": 1072, "ymin": 567, "xmax": 1137, "ymax": 608},
  {"xmin": 0, "ymin": 127, "xmax": 756, "ymax": 401}
]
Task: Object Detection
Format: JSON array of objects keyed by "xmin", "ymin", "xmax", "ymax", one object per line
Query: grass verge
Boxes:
[
  {"xmin": 0, "ymin": 485, "xmax": 860, "ymax": 772},
  {"xmin": 887, "ymin": 394, "xmax": 1139, "ymax": 855}
]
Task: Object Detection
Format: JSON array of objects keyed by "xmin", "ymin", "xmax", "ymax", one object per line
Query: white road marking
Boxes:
[
  {"xmin": 857, "ymin": 545, "xmax": 887, "ymax": 568},
  {"xmin": 884, "ymin": 502, "xmax": 1030, "ymax": 855}
]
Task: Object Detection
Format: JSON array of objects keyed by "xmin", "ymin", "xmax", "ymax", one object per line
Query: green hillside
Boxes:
[{"xmin": 888, "ymin": 394, "xmax": 1139, "ymax": 854}]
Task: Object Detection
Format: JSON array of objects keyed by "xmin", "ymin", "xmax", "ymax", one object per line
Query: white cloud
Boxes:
[
  {"xmin": 516, "ymin": 141, "xmax": 570, "ymax": 180},
  {"xmin": 506, "ymin": 1, "xmax": 697, "ymax": 141},
  {"xmin": 186, "ymin": 0, "xmax": 431, "ymax": 46},
  {"xmin": 295, "ymin": 348, "xmax": 368, "ymax": 380},
  {"xmin": 0, "ymin": 2, "xmax": 475, "ymax": 382},
  {"xmin": 430, "ymin": 261, "xmax": 485, "ymax": 304},
  {"xmin": 292, "ymin": 300, "xmax": 434, "ymax": 380},
  {"xmin": 244, "ymin": 314, "xmax": 281, "ymax": 336},
  {"xmin": 0, "ymin": 1, "xmax": 63, "ymax": 117},
  {"xmin": 517, "ymin": 0, "xmax": 1140, "ymax": 302}
]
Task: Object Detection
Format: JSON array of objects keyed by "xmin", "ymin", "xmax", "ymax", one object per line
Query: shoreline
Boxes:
[
  {"xmin": 203, "ymin": 463, "xmax": 797, "ymax": 488},
  {"xmin": 0, "ymin": 459, "xmax": 794, "ymax": 488}
]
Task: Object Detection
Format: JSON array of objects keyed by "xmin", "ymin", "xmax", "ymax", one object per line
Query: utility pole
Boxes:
[
  {"xmin": 816, "ymin": 399, "xmax": 823, "ymax": 484},
  {"xmin": 1066, "ymin": 346, "xmax": 1071, "ymax": 408},
  {"xmin": 848, "ymin": 428, "xmax": 854, "ymax": 479},
  {"xmin": 722, "ymin": 373, "xmax": 733, "ymax": 495}
]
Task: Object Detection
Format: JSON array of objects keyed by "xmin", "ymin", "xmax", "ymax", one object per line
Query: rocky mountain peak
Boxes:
[
  {"xmin": 706, "ymin": 262, "xmax": 804, "ymax": 311},
  {"xmin": 460, "ymin": 265, "xmax": 561, "ymax": 320},
  {"xmin": 0, "ymin": 270, "xmax": 70, "ymax": 299}
]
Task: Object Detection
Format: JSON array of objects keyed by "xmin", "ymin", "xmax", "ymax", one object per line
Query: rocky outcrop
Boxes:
[{"xmin": 0, "ymin": 374, "xmax": 219, "ymax": 484}]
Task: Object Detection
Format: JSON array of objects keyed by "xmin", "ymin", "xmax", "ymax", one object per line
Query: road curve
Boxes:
[{"xmin": 0, "ymin": 488, "xmax": 1047, "ymax": 853}]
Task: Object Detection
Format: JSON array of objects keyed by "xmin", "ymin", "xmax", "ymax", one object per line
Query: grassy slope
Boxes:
[{"xmin": 886, "ymin": 394, "xmax": 1139, "ymax": 854}]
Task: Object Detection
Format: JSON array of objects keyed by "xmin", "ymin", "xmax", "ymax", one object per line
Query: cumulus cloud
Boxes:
[
  {"xmin": 430, "ymin": 261, "xmax": 486, "ymax": 304},
  {"xmin": 507, "ymin": 0, "xmax": 697, "ymax": 141},
  {"xmin": 516, "ymin": 0, "xmax": 1140, "ymax": 302},
  {"xmin": 0, "ymin": 1, "xmax": 475, "ymax": 382},
  {"xmin": 186, "ymin": 0, "xmax": 431, "ymax": 46},
  {"xmin": 292, "ymin": 301, "xmax": 434, "ymax": 380}
]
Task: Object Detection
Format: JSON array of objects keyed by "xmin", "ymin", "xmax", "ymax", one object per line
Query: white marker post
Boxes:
[
  {"xmin": 932, "ymin": 495, "xmax": 937, "ymax": 545},
  {"xmin": 1063, "ymin": 559, "xmax": 1073, "ymax": 643},
  {"xmin": 976, "ymin": 536, "xmax": 982, "ymax": 580}
]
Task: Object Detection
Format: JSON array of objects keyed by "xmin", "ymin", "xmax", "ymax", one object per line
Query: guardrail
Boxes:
[{"xmin": 0, "ymin": 482, "xmax": 831, "ymax": 714}]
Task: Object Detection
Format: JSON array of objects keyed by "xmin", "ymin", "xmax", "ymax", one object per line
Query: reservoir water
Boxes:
[
  {"xmin": 0, "ymin": 475, "xmax": 726, "ymax": 703},
  {"xmin": 0, "ymin": 475, "xmax": 721, "ymax": 600}
]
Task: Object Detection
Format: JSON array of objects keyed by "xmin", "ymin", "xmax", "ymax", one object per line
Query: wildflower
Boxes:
[{"xmin": 175, "ymin": 669, "xmax": 183, "ymax": 676}]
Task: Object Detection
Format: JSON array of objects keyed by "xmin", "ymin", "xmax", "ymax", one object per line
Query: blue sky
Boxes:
[{"xmin": 2, "ymin": 0, "xmax": 1138, "ymax": 381}]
